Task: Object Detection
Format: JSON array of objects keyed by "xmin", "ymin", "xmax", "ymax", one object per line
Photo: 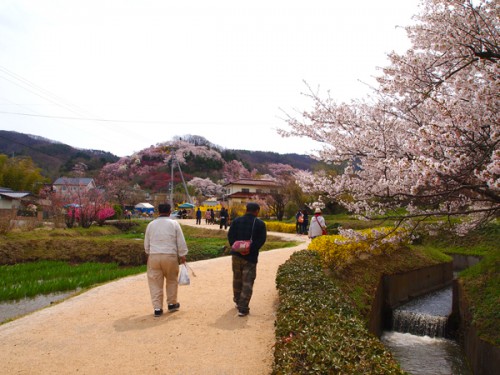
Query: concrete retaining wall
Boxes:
[
  {"xmin": 454, "ymin": 279, "xmax": 500, "ymax": 375},
  {"xmin": 453, "ymin": 254, "xmax": 482, "ymax": 272},
  {"xmin": 368, "ymin": 262, "xmax": 454, "ymax": 337},
  {"xmin": 369, "ymin": 260, "xmax": 499, "ymax": 374}
]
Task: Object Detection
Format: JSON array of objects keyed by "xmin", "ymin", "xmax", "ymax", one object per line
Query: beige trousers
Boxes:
[{"xmin": 147, "ymin": 254, "xmax": 179, "ymax": 309}]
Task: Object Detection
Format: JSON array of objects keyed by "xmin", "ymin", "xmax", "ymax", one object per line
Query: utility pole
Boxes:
[
  {"xmin": 169, "ymin": 155, "xmax": 175, "ymax": 207},
  {"xmin": 169, "ymin": 154, "xmax": 193, "ymax": 208}
]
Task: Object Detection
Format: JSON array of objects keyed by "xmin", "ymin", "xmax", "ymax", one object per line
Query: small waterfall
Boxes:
[
  {"xmin": 381, "ymin": 332, "xmax": 472, "ymax": 375},
  {"xmin": 383, "ymin": 286, "xmax": 471, "ymax": 374},
  {"xmin": 392, "ymin": 287, "xmax": 452, "ymax": 338},
  {"xmin": 393, "ymin": 310, "xmax": 448, "ymax": 337}
]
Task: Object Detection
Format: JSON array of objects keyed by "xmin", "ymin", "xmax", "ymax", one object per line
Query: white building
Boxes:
[{"xmin": 223, "ymin": 178, "xmax": 281, "ymax": 206}]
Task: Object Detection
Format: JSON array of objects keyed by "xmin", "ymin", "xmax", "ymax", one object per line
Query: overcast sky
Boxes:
[{"xmin": 0, "ymin": 0, "xmax": 420, "ymax": 157}]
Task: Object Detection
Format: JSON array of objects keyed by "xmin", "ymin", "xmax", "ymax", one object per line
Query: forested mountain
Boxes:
[
  {"xmin": 231, "ymin": 150, "xmax": 326, "ymax": 173},
  {"xmin": 0, "ymin": 131, "xmax": 323, "ymax": 182},
  {"xmin": 0, "ymin": 131, "xmax": 119, "ymax": 180}
]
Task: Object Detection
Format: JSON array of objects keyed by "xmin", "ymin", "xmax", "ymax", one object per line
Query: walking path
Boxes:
[{"xmin": 0, "ymin": 219, "xmax": 309, "ymax": 375}]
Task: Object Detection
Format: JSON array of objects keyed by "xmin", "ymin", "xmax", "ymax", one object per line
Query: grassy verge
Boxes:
[
  {"xmin": 273, "ymin": 251, "xmax": 406, "ymax": 374},
  {"xmin": 273, "ymin": 221, "xmax": 499, "ymax": 373},
  {"xmin": 273, "ymin": 242, "xmax": 451, "ymax": 373}
]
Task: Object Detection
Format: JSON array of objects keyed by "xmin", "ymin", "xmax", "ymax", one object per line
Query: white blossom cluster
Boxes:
[{"xmin": 282, "ymin": 0, "xmax": 499, "ymax": 234}]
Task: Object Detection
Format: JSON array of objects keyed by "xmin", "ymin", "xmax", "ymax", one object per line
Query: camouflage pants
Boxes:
[{"xmin": 232, "ymin": 255, "xmax": 257, "ymax": 313}]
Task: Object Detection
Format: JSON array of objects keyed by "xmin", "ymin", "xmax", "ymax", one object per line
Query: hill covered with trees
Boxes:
[
  {"xmin": 0, "ymin": 131, "xmax": 326, "ymax": 183},
  {"xmin": 0, "ymin": 131, "xmax": 119, "ymax": 180}
]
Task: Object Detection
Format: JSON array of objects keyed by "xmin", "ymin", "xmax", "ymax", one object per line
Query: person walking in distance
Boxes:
[
  {"xmin": 295, "ymin": 209, "xmax": 304, "ymax": 234},
  {"xmin": 227, "ymin": 202, "xmax": 267, "ymax": 317},
  {"xmin": 301, "ymin": 209, "xmax": 309, "ymax": 235},
  {"xmin": 196, "ymin": 207, "xmax": 202, "ymax": 225},
  {"xmin": 219, "ymin": 207, "xmax": 228, "ymax": 230},
  {"xmin": 308, "ymin": 207, "xmax": 327, "ymax": 239},
  {"xmin": 144, "ymin": 203, "xmax": 188, "ymax": 317}
]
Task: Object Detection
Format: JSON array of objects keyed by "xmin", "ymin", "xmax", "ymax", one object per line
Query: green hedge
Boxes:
[{"xmin": 273, "ymin": 250, "xmax": 405, "ymax": 374}]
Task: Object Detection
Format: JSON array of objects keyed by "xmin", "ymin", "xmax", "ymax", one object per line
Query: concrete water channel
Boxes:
[
  {"xmin": 381, "ymin": 286, "xmax": 471, "ymax": 374},
  {"xmin": 371, "ymin": 254, "xmax": 498, "ymax": 375}
]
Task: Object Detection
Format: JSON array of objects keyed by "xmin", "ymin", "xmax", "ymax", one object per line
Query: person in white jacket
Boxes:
[
  {"xmin": 308, "ymin": 208, "xmax": 327, "ymax": 239},
  {"xmin": 144, "ymin": 203, "xmax": 188, "ymax": 317}
]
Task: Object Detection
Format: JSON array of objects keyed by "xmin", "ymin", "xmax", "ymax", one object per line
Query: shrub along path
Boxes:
[{"xmin": 0, "ymin": 220, "xmax": 309, "ymax": 375}]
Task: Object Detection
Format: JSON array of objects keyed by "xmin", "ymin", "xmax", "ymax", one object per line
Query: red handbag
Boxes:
[
  {"xmin": 231, "ymin": 218, "xmax": 256, "ymax": 255},
  {"xmin": 231, "ymin": 240, "xmax": 252, "ymax": 255}
]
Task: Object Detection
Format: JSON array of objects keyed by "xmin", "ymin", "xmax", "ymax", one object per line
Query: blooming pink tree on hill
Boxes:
[
  {"xmin": 281, "ymin": 0, "xmax": 499, "ymax": 234},
  {"xmin": 222, "ymin": 160, "xmax": 252, "ymax": 182},
  {"xmin": 99, "ymin": 137, "xmax": 225, "ymax": 199},
  {"xmin": 188, "ymin": 177, "xmax": 224, "ymax": 197}
]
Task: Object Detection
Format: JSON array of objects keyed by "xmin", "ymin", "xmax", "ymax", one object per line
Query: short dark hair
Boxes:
[
  {"xmin": 158, "ymin": 203, "xmax": 171, "ymax": 214},
  {"xmin": 246, "ymin": 202, "xmax": 260, "ymax": 213}
]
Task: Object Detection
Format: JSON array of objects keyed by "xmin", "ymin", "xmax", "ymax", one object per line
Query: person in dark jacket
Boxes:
[
  {"xmin": 227, "ymin": 202, "xmax": 267, "ymax": 317},
  {"xmin": 195, "ymin": 207, "xmax": 202, "ymax": 225},
  {"xmin": 219, "ymin": 207, "xmax": 228, "ymax": 230},
  {"xmin": 301, "ymin": 209, "xmax": 309, "ymax": 235}
]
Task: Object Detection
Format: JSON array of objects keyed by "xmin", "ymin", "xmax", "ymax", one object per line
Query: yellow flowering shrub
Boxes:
[
  {"xmin": 265, "ymin": 221, "xmax": 297, "ymax": 234},
  {"xmin": 308, "ymin": 227, "xmax": 409, "ymax": 269}
]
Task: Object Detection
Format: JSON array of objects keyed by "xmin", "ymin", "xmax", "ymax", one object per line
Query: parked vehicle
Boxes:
[{"xmin": 170, "ymin": 210, "xmax": 181, "ymax": 219}]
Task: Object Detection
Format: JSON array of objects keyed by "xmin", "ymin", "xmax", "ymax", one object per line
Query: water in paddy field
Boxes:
[
  {"xmin": 0, "ymin": 291, "xmax": 77, "ymax": 323},
  {"xmin": 382, "ymin": 287, "xmax": 472, "ymax": 374}
]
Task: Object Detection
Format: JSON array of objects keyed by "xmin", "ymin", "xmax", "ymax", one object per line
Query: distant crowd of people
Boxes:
[{"xmin": 196, "ymin": 207, "xmax": 229, "ymax": 229}]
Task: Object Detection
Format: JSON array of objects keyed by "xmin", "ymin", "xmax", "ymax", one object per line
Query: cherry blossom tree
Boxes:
[
  {"xmin": 281, "ymin": 0, "xmax": 499, "ymax": 234},
  {"xmin": 188, "ymin": 177, "xmax": 224, "ymax": 197},
  {"xmin": 222, "ymin": 160, "xmax": 252, "ymax": 182},
  {"xmin": 99, "ymin": 137, "xmax": 224, "ymax": 197}
]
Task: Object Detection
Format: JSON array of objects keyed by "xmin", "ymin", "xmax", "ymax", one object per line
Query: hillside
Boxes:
[
  {"xmin": 0, "ymin": 130, "xmax": 323, "ymax": 182},
  {"xmin": 229, "ymin": 150, "xmax": 322, "ymax": 172},
  {"xmin": 0, "ymin": 131, "xmax": 119, "ymax": 180}
]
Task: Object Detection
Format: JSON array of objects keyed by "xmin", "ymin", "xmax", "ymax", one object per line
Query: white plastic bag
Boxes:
[{"xmin": 178, "ymin": 264, "xmax": 190, "ymax": 286}]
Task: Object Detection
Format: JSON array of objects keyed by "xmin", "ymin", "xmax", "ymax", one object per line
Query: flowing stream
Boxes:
[
  {"xmin": 382, "ymin": 286, "xmax": 472, "ymax": 375},
  {"xmin": 382, "ymin": 331, "xmax": 471, "ymax": 375}
]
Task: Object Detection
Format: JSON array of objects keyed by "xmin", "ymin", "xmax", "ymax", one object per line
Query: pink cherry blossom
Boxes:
[{"xmin": 281, "ymin": 0, "xmax": 499, "ymax": 234}]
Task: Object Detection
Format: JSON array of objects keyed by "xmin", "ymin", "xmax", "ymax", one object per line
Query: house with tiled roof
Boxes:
[{"xmin": 223, "ymin": 178, "xmax": 281, "ymax": 207}]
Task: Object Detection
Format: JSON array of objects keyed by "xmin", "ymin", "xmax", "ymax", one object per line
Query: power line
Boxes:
[
  {"xmin": 0, "ymin": 110, "xmax": 169, "ymax": 123},
  {"xmin": 0, "ymin": 64, "xmax": 92, "ymax": 118},
  {"xmin": 0, "ymin": 110, "xmax": 258, "ymax": 125}
]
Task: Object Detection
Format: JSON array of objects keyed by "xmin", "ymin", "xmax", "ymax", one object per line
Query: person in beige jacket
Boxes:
[{"xmin": 144, "ymin": 203, "xmax": 188, "ymax": 317}]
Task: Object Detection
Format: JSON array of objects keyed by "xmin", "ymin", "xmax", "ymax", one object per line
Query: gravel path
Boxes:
[{"xmin": 0, "ymin": 220, "xmax": 309, "ymax": 375}]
